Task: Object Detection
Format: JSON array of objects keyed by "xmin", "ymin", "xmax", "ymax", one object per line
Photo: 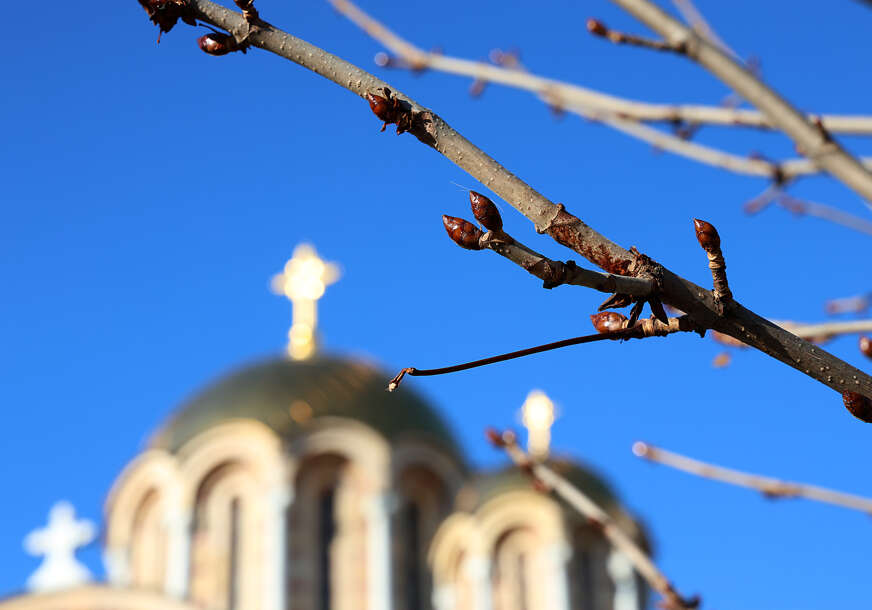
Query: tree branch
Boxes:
[
  {"xmin": 156, "ymin": 0, "xmax": 872, "ymax": 415},
  {"xmin": 609, "ymin": 0, "xmax": 872, "ymax": 208},
  {"xmin": 489, "ymin": 430, "xmax": 700, "ymax": 610},
  {"xmin": 389, "ymin": 315, "xmax": 699, "ymax": 390},
  {"xmin": 331, "ymin": 0, "xmax": 872, "ymax": 183},
  {"xmin": 633, "ymin": 442, "xmax": 872, "ymax": 515},
  {"xmin": 329, "ymin": 0, "xmax": 872, "ymax": 136}
]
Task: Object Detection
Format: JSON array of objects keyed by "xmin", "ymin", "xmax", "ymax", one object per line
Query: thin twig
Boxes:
[
  {"xmin": 825, "ymin": 294, "xmax": 871, "ymax": 316},
  {"xmin": 479, "ymin": 230, "xmax": 655, "ymax": 297},
  {"xmin": 489, "ymin": 430, "xmax": 700, "ymax": 610},
  {"xmin": 610, "ymin": 0, "xmax": 872, "ymax": 209},
  {"xmin": 633, "ymin": 442, "xmax": 872, "ymax": 515},
  {"xmin": 586, "ymin": 18, "xmax": 683, "ymax": 53},
  {"xmin": 775, "ymin": 193, "xmax": 872, "ymax": 237},
  {"xmin": 388, "ymin": 316, "xmax": 699, "ymax": 390},
  {"xmin": 669, "ymin": 0, "xmax": 738, "ymax": 59},
  {"xmin": 329, "ymin": 0, "xmax": 872, "ymax": 135}
]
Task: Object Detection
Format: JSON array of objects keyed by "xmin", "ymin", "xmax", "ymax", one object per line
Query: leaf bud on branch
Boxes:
[
  {"xmin": 693, "ymin": 218, "xmax": 732, "ymax": 301},
  {"xmin": 843, "ymin": 391, "xmax": 872, "ymax": 423},
  {"xmin": 442, "ymin": 215, "xmax": 484, "ymax": 250},
  {"xmin": 469, "ymin": 191, "xmax": 503, "ymax": 232},
  {"xmin": 198, "ymin": 32, "xmax": 249, "ymax": 55},
  {"xmin": 590, "ymin": 311, "xmax": 628, "ymax": 333},
  {"xmin": 860, "ymin": 336, "xmax": 872, "ymax": 359}
]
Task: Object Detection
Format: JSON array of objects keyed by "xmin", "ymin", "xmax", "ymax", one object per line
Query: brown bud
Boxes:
[
  {"xmin": 485, "ymin": 427, "xmax": 505, "ymax": 448},
  {"xmin": 366, "ymin": 92, "xmax": 391, "ymax": 122},
  {"xmin": 469, "ymin": 191, "xmax": 503, "ymax": 232},
  {"xmin": 501, "ymin": 429, "xmax": 517, "ymax": 446},
  {"xmin": 860, "ymin": 336, "xmax": 872, "ymax": 359},
  {"xmin": 590, "ymin": 311, "xmax": 627, "ymax": 333},
  {"xmin": 586, "ymin": 18, "xmax": 608, "ymax": 37},
  {"xmin": 693, "ymin": 218, "xmax": 721, "ymax": 252},
  {"xmin": 198, "ymin": 33, "xmax": 237, "ymax": 55},
  {"xmin": 843, "ymin": 391, "xmax": 872, "ymax": 423},
  {"xmin": 442, "ymin": 215, "xmax": 483, "ymax": 250}
]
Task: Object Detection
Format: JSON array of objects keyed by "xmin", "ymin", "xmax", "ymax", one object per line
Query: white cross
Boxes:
[
  {"xmin": 271, "ymin": 244, "xmax": 340, "ymax": 360},
  {"xmin": 24, "ymin": 501, "xmax": 96, "ymax": 593},
  {"xmin": 521, "ymin": 390, "xmax": 557, "ymax": 459}
]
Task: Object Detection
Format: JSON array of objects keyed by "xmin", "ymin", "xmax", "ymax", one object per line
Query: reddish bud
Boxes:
[
  {"xmin": 442, "ymin": 215, "xmax": 483, "ymax": 250},
  {"xmin": 860, "ymin": 336, "xmax": 872, "ymax": 359},
  {"xmin": 198, "ymin": 33, "xmax": 239, "ymax": 56},
  {"xmin": 138, "ymin": 0, "xmax": 195, "ymax": 39},
  {"xmin": 485, "ymin": 427, "xmax": 505, "ymax": 448},
  {"xmin": 843, "ymin": 391, "xmax": 872, "ymax": 423},
  {"xmin": 469, "ymin": 191, "xmax": 503, "ymax": 232},
  {"xmin": 366, "ymin": 92, "xmax": 391, "ymax": 122},
  {"xmin": 590, "ymin": 311, "xmax": 627, "ymax": 333},
  {"xmin": 693, "ymin": 218, "xmax": 721, "ymax": 252},
  {"xmin": 586, "ymin": 18, "xmax": 608, "ymax": 37}
]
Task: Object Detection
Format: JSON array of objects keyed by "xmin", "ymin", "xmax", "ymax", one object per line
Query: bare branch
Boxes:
[
  {"xmin": 774, "ymin": 193, "xmax": 872, "ymax": 237},
  {"xmin": 609, "ymin": 0, "xmax": 872, "ymax": 208},
  {"xmin": 586, "ymin": 18, "xmax": 683, "ymax": 53},
  {"xmin": 778, "ymin": 319, "xmax": 872, "ymax": 342},
  {"xmin": 489, "ymin": 430, "xmax": 700, "ymax": 610},
  {"xmin": 329, "ymin": 0, "xmax": 872, "ymax": 135},
  {"xmin": 826, "ymin": 294, "xmax": 871, "ymax": 316},
  {"xmin": 633, "ymin": 442, "xmax": 872, "ymax": 515},
  {"xmin": 388, "ymin": 315, "xmax": 699, "ymax": 391},
  {"xmin": 669, "ymin": 0, "xmax": 738, "ymax": 59},
  {"xmin": 154, "ymin": 0, "xmax": 872, "ymax": 412}
]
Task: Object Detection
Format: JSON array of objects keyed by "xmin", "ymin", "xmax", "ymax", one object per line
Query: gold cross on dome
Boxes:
[
  {"xmin": 521, "ymin": 390, "xmax": 556, "ymax": 460},
  {"xmin": 271, "ymin": 244, "xmax": 340, "ymax": 360}
]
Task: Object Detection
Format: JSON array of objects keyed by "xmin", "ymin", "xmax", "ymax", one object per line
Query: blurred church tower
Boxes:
[{"xmin": 1, "ymin": 244, "xmax": 650, "ymax": 610}]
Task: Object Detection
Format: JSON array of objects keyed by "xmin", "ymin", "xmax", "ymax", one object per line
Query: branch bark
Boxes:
[
  {"xmin": 330, "ymin": 0, "xmax": 872, "ymax": 136},
  {"xmin": 167, "ymin": 0, "xmax": 872, "ymax": 414},
  {"xmin": 610, "ymin": 0, "xmax": 872, "ymax": 208},
  {"xmin": 490, "ymin": 430, "xmax": 699, "ymax": 610},
  {"xmin": 634, "ymin": 442, "xmax": 872, "ymax": 515}
]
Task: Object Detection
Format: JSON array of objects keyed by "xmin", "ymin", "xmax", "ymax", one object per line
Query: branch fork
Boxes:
[{"xmin": 488, "ymin": 429, "xmax": 701, "ymax": 610}]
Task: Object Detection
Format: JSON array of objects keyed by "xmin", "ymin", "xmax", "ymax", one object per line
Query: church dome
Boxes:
[
  {"xmin": 456, "ymin": 457, "xmax": 619, "ymax": 512},
  {"xmin": 149, "ymin": 355, "xmax": 464, "ymax": 462}
]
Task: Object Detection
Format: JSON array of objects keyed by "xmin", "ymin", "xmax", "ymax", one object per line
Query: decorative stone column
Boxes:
[
  {"xmin": 265, "ymin": 486, "xmax": 293, "ymax": 610},
  {"xmin": 366, "ymin": 490, "xmax": 392, "ymax": 610},
  {"xmin": 608, "ymin": 549, "xmax": 639, "ymax": 610},
  {"xmin": 542, "ymin": 542, "xmax": 571, "ymax": 610},
  {"xmin": 431, "ymin": 584, "xmax": 455, "ymax": 610},
  {"xmin": 102, "ymin": 546, "xmax": 130, "ymax": 587},
  {"xmin": 165, "ymin": 507, "xmax": 191, "ymax": 599},
  {"xmin": 465, "ymin": 554, "xmax": 492, "ymax": 610}
]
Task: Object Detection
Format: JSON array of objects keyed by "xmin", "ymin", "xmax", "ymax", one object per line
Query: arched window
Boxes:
[
  {"xmin": 318, "ymin": 487, "xmax": 336, "ymax": 610},
  {"xmin": 289, "ymin": 454, "xmax": 348, "ymax": 610},
  {"xmin": 401, "ymin": 501, "xmax": 422, "ymax": 609},
  {"xmin": 394, "ymin": 466, "xmax": 449, "ymax": 610},
  {"xmin": 491, "ymin": 528, "xmax": 536, "ymax": 610},
  {"xmin": 189, "ymin": 463, "xmax": 257, "ymax": 610},
  {"xmin": 569, "ymin": 525, "xmax": 615, "ymax": 610},
  {"xmin": 129, "ymin": 489, "xmax": 167, "ymax": 590}
]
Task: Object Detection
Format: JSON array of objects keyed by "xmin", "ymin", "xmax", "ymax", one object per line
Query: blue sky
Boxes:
[{"xmin": 2, "ymin": 1, "xmax": 872, "ymax": 608}]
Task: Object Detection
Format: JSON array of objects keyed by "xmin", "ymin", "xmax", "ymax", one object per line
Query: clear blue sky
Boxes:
[{"xmin": 2, "ymin": 1, "xmax": 872, "ymax": 608}]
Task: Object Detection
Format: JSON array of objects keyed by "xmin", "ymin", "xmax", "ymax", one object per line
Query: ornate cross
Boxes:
[
  {"xmin": 271, "ymin": 244, "xmax": 340, "ymax": 360},
  {"xmin": 24, "ymin": 501, "xmax": 96, "ymax": 592}
]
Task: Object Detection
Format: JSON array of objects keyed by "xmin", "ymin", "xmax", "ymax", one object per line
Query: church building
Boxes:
[{"xmin": 1, "ymin": 245, "xmax": 650, "ymax": 610}]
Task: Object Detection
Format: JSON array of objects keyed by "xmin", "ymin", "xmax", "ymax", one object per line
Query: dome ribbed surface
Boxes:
[{"xmin": 150, "ymin": 356, "xmax": 464, "ymax": 462}]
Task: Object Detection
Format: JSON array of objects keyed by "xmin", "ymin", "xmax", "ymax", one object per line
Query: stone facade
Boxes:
[{"xmin": 0, "ymin": 357, "xmax": 648, "ymax": 610}]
